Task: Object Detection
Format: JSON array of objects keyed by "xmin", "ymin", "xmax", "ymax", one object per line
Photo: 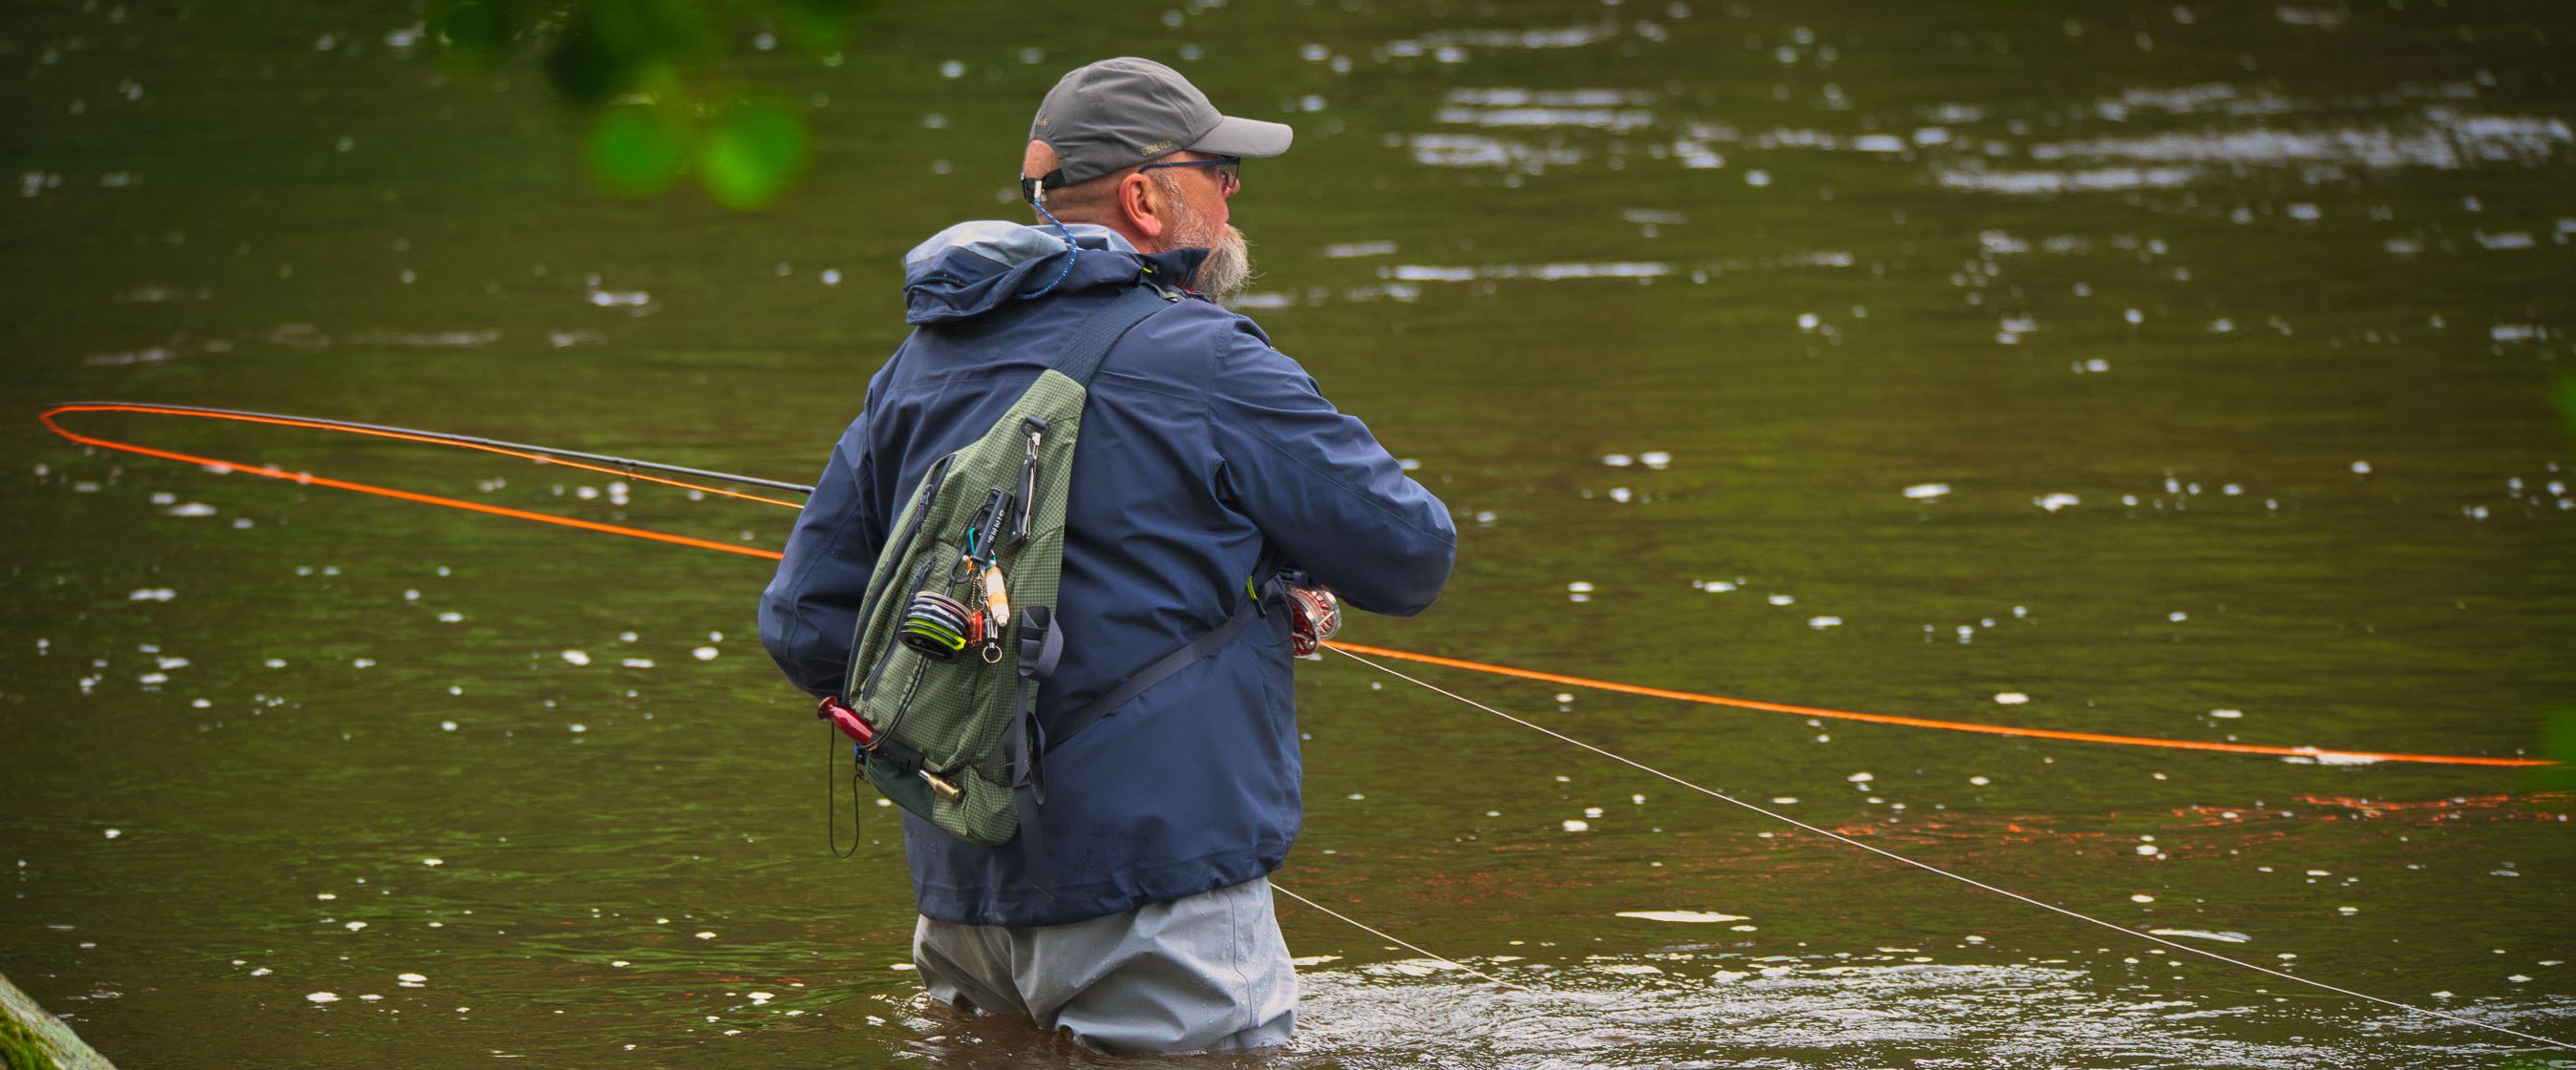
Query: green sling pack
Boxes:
[{"xmin": 821, "ymin": 282, "xmax": 1265, "ymax": 848}]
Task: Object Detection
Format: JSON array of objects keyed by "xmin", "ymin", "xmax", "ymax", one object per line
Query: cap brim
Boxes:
[{"xmin": 1189, "ymin": 115, "xmax": 1293, "ymax": 158}]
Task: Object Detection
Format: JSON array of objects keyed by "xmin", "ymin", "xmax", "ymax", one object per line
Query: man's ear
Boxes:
[{"xmin": 1119, "ymin": 173, "xmax": 1167, "ymax": 242}]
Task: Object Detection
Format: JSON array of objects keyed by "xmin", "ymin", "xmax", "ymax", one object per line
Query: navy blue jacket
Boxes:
[{"xmin": 759, "ymin": 220, "xmax": 1455, "ymax": 927}]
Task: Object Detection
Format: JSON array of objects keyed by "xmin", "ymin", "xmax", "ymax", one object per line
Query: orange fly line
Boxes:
[{"xmin": 38, "ymin": 403, "xmax": 2554, "ymax": 769}]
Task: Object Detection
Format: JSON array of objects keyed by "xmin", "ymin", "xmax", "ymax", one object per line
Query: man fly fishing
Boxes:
[{"xmin": 757, "ymin": 56, "xmax": 1456, "ymax": 1054}]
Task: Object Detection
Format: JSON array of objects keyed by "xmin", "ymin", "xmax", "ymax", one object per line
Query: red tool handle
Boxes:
[{"xmin": 817, "ymin": 695, "xmax": 876, "ymax": 747}]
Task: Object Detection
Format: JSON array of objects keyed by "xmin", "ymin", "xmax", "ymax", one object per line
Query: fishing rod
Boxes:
[
  {"xmin": 38, "ymin": 403, "xmax": 786, "ymax": 560},
  {"xmin": 40, "ymin": 403, "xmax": 813, "ymax": 506},
  {"xmin": 35, "ymin": 400, "xmax": 2575, "ymax": 1052}
]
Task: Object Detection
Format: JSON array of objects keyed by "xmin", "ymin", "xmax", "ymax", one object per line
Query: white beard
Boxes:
[
  {"xmin": 1169, "ymin": 206, "xmax": 1254, "ymax": 302},
  {"xmin": 1193, "ymin": 224, "xmax": 1253, "ymax": 304}
]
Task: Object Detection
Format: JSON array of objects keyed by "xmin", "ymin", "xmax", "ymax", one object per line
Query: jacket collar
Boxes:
[{"xmin": 901, "ymin": 220, "xmax": 1214, "ymax": 325}]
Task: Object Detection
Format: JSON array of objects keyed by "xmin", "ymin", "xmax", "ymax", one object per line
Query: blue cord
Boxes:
[{"xmin": 1023, "ymin": 198, "xmax": 1079, "ymax": 300}]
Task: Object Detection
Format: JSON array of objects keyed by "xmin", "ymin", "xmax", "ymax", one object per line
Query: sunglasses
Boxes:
[{"xmin": 1137, "ymin": 155, "xmax": 1242, "ymax": 197}]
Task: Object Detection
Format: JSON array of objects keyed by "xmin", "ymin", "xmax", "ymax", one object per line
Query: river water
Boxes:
[{"xmin": 4, "ymin": 2, "xmax": 2573, "ymax": 1067}]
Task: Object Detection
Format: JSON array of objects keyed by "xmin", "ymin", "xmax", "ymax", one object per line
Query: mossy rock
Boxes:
[{"xmin": 0, "ymin": 973, "xmax": 116, "ymax": 1070}]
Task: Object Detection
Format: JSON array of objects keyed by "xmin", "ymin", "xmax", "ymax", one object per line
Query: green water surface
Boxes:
[{"xmin": 3, "ymin": 1, "xmax": 2572, "ymax": 1067}]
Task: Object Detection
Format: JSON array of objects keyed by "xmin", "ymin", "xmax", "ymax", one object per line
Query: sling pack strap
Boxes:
[
  {"xmin": 1045, "ymin": 576, "xmax": 1283, "ymax": 751},
  {"xmin": 990, "ymin": 279, "xmax": 1170, "ymax": 880},
  {"xmin": 1050, "ymin": 281, "xmax": 1179, "ymax": 384},
  {"xmin": 1000, "ymin": 278, "xmax": 1176, "ymax": 814}
]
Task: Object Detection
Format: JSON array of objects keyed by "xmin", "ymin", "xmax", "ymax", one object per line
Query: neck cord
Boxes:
[{"xmin": 1023, "ymin": 189, "xmax": 1079, "ymax": 299}]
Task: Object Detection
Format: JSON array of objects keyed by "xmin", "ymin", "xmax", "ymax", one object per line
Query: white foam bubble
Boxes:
[{"xmin": 2147, "ymin": 929, "xmax": 2249, "ymax": 943}]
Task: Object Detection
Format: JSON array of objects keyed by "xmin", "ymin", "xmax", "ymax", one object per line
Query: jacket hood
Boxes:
[{"xmin": 900, "ymin": 220, "xmax": 1210, "ymax": 325}]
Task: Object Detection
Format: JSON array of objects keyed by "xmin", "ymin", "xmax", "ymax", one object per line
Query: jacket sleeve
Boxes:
[
  {"xmin": 1208, "ymin": 327, "xmax": 1456, "ymax": 617},
  {"xmin": 758, "ymin": 416, "xmax": 884, "ymax": 698}
]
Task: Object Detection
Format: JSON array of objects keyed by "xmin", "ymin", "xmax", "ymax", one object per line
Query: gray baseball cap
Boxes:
[{"xmin": 1025, "ymin": 57, "xmax": 1292, "ymax": 190}]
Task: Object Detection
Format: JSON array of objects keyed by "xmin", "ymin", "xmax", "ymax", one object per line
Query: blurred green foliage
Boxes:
[
  {"xmin": 694, "ymin": 96, "xmax": 811, "ymax": 210},
  {"xmin": 432, "ymin": 0, "xmax": 860, "ymax": 208}
]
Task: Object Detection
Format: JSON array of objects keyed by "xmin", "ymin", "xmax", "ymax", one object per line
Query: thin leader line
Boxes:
[
  {"xmin": 1325, "ymin": 644, "xmax": 2575, "ymax": 1053},
  {"xmin": 1270, "ymin": 882, "xmax": 1527, "ymax": 993}
]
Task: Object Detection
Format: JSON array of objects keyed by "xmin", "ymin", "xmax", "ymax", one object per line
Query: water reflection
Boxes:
[{"xmin": 884, "ymin": 950, "xmax": 2570, "ymax": 1069}]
